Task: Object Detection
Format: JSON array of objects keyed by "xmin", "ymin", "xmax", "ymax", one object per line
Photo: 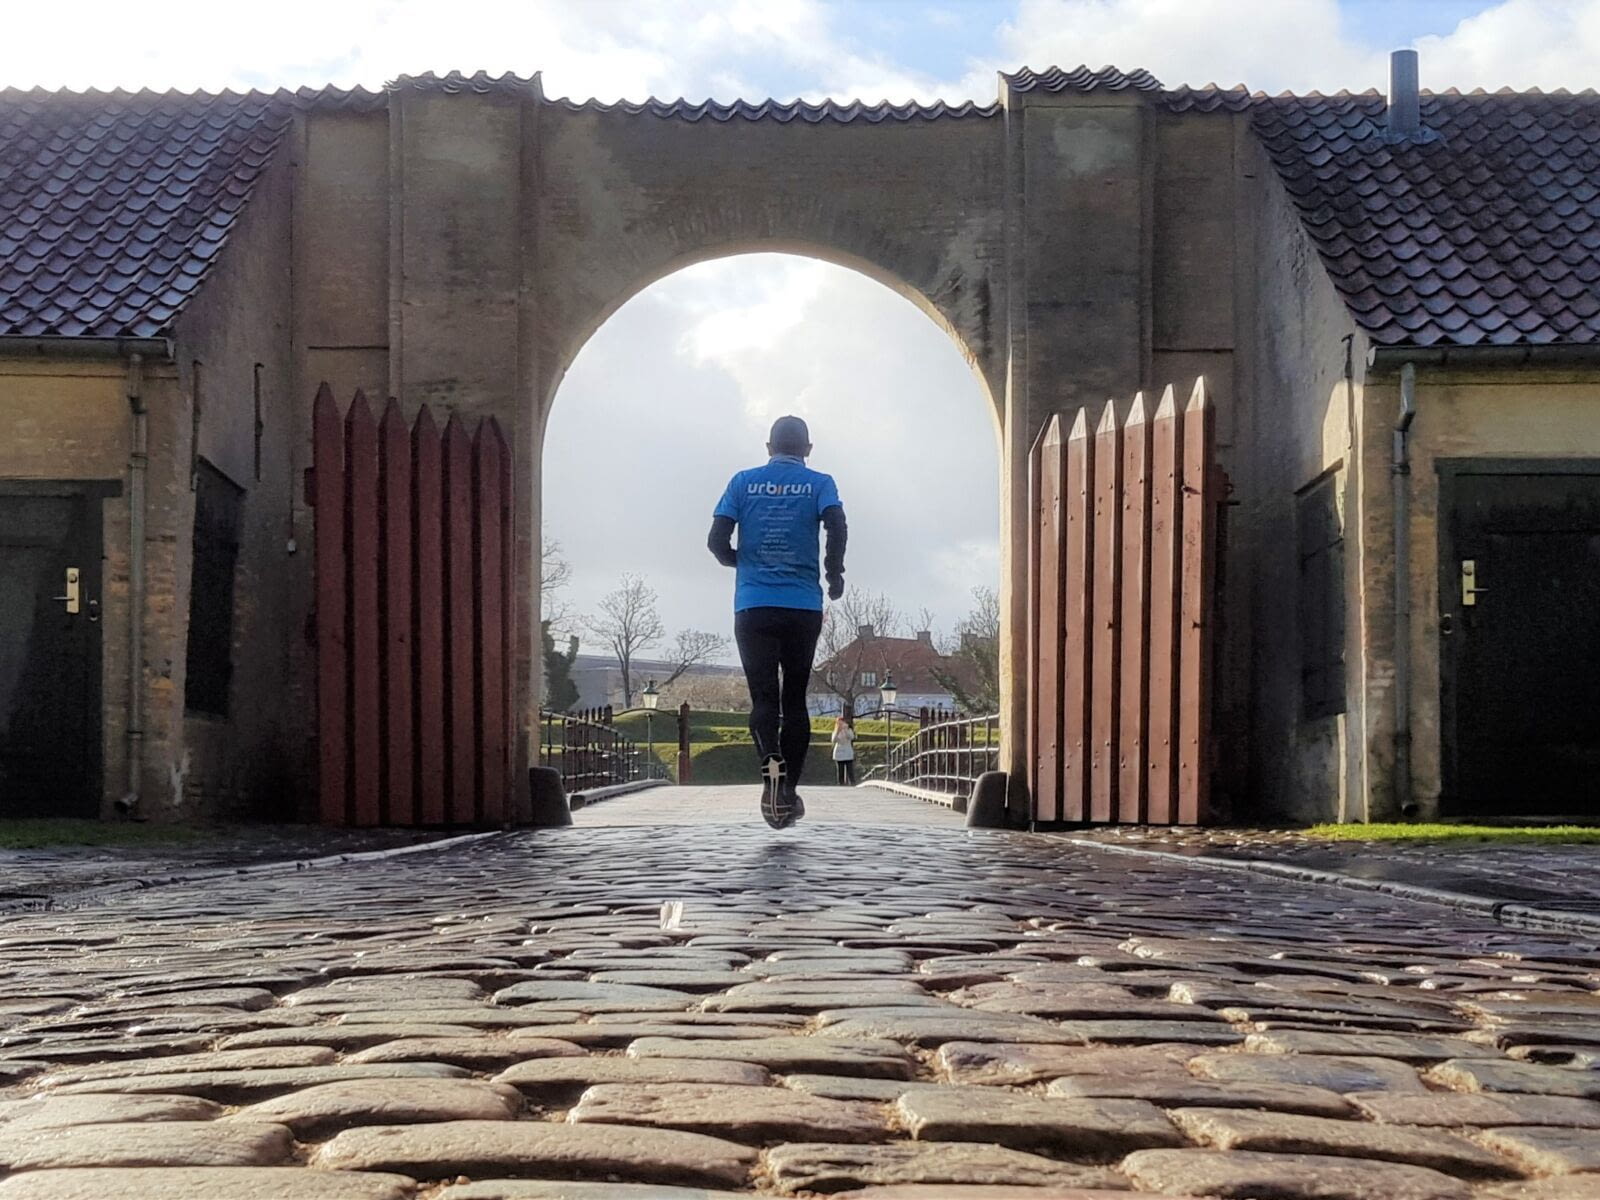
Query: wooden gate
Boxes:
[
  {"xmin": 310, "ymin": 385, "xmax": 514, "ymax": 827},
  {"xmin": 1027, "ymin": 378, "xmax": 1220, "ymax": 825}
]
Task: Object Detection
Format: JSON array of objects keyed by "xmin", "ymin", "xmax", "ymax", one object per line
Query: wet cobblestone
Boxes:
[{"xmin": 0, "ymin": 787, "xmax": 1596, "ymax": 1196}]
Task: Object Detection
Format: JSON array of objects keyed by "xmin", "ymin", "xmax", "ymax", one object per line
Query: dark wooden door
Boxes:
[
  {"xmin": 0, "ymin": 486, "xmax": 103, "ymax": 818},
  {"xmin": 1441, "ymin": 467, "xmax": 1600, "ymax": 818}
]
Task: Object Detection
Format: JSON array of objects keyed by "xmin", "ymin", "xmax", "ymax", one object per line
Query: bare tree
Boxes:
[
  {"xmin": 657, "ymin": 628, "xmax": 732, "ymax": 690},
  {"xmin": 541, "ymin": 535, "xmax": 575, "ymax": 630},
  {"xmin": 585, "ymin": 573, "xmax": 665, "ymax": 708},
  {"xmin": 932, "ymin": 586, "xmax": 1001, "ymax": 714},
  {"xmin": 815, "ymin": 589, "xmax": 905, "ymax": 715},
  {"xmin": 914, "ymin": 607, "xmax": 940, "ymax": 640}
]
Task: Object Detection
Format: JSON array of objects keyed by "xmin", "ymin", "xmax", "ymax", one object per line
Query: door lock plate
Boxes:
[
  {"xmin": 52, "ymin": 567, "xmax": 81, "ymax": 614},
  {"xmin": 1461, "ymin": 559, "xmax": 1487, "ymax": 607}
]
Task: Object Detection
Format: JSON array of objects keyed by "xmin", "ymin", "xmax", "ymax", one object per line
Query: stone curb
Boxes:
[
  {"xmin": 1067, "ymin": 838, "xmax": 1600, "ymax": 937},
  {"xmin": 859, "ymin": 781, "xmax": 960, "ymax": 811},
  {"xmin": 0, "ymin": 830, "xmax": 507, "ymax": 916},
  {"xmin": 569, "ymin": 778, "xmax": 671, "ymax": 810}
]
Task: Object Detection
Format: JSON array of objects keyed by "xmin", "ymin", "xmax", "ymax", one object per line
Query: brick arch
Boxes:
[
  {"xmin": 531, "ymin": 102, "xmax": 1008, "ymax": 430},
  {"xmin": 536, "ymin": 241, "xmax": 1004, "ymax": 443}
]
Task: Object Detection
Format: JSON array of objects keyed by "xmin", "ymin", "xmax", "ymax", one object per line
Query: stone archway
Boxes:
[
  {"xmin": 294, "ymin": 70, "xmax": 1233, "ymax": 816},
  {"xmin": 523, "ymin": 99, "xmax": 1013, "ymax": 794}
]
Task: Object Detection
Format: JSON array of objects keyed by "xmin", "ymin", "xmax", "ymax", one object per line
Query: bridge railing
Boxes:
[
  {"xmin": 867, "ymin": 708, "xmax": 1000, "ymax": 801},
  {"xmin": 538, "ymin": 706, "xmax": 670, "ymax": 792}
]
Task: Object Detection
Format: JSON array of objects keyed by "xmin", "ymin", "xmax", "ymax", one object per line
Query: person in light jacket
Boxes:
[{"xmin": 831, "ymin": 712, "xmax": 858, "ymax": 786}]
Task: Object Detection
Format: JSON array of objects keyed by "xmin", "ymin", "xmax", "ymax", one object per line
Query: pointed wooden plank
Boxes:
[
  {"xmin": 412, "ymin": 405, "xmax": 446, "ymax": 826},
  {"xmin": 1118, "ymin": 392, "xmax": 1152, "ymax": 825},
  {"xmin": 474, "ymin": 419, "xmax": 507, "ymax": 828},
  {"xmin": 379, "ymin": 399, "xmax": 414, "ymax": 827},
  {"xmin": 1062, "ymin": 408, "xmax": 1093, "ymax": 824},
  {"xmin": 1179, "ymin": 378, "xmax": 1216, "ymax": 825},
  {"xmin": 1026, "ymin": 420, "xmax": 1047, "ymax": 823},
  {"xmin": 442, "ymin": 412, "xmax": 477, "ymax": 826},
  {"xmin": 1147, "ymin": 385, "xmax": 1183, "ymax": 824},
  {"xmin": 1032, "ymin": 415, "xmax": 1067, "ymax": 824},
  {"xmin": 312, "ymin": 384, "xmax": 348, "ymax": 827},
  {"xmin": 346, "ymin": 392, "xmax": 382, "ymax": 828},
  {"xmin": 1090, "ymin": 401, "xmax": 1121, "ymax": 824}
]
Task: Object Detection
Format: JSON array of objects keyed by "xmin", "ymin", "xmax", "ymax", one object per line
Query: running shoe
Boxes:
[{"xmin": 760, "ymin": 755, "xmax": 792, "ymax": 829}]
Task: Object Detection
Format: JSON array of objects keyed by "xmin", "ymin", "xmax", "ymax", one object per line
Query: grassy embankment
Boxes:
[
  {"xmin": 611, "ymin": 709, "xmax": 911, "ymax": 784},
  {"xmin": 1305, "ymin": 823, "xmax": 1600, "ymax": 843}
]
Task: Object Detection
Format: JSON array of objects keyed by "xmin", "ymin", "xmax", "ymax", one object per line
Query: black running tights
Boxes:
[{"xmin": 734, "ymin": 606, "xmax": 824, "ymax": 783}]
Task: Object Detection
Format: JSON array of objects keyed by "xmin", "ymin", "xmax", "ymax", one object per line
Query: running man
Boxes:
[{"xmin": 707, "ymin": 416, "xmax": 847, "ymax": 828}]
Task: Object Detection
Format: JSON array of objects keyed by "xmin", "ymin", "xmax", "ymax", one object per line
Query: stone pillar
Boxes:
[
  {"xmin": 388, "ymin": 83, "xmax": 539, "ymax": 817},
  {"xmin": 999, "ymin": 77, "xmax": 1153, "ymax": 818}
]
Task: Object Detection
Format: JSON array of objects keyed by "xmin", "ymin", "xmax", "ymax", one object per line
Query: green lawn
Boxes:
[
  {"xmin": 0, "ymin": 820, "xmax": 213, "ymax": 850},
  {"xmin": 608, "ymin": 709, "xmax": 896, "ymax": 785},
  {"xmin": 1306, "ymin": 822, "xmax": 1600, "ymax": 844}
]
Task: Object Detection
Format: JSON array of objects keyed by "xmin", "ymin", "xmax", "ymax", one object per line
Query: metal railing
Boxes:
[
  {"xmin": 538, "ymin": 706, "xmax": 670, "ymax": 792},
  {"xmin": 867, "ymin": 709, "xmax": 1000, "ymax": 801}
]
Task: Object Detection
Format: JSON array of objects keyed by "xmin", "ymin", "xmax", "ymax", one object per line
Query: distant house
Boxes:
[
  {"xmin": 808, "ymin": 627, "xmax": 979, "ymax": 717},
  {"xmin": 568, "ymin": 654, "xmax": 744, "ymax": 711}
]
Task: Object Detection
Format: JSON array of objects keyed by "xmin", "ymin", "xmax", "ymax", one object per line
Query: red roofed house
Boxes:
[
  {"xmin": 808, "ymin": 626, "xmax": 987, "ymax": 718},
  {"xmin": 1, "ymin": 53, "xmax": 1597, "ymax": 825}
]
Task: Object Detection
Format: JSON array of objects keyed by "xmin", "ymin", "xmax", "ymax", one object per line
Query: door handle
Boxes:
[
  {"xmin": 1461, "ymin": 559, "xmax": 1488, "ymax": 607},
  {"xmin": 51, "ymin": 567, "xmax": 81, "ymax": 614}
]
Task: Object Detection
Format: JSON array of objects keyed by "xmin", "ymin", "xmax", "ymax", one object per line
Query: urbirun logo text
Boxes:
[{"xmin": 748, "ymin": 481, "xmax": 813, "ymax": 497}]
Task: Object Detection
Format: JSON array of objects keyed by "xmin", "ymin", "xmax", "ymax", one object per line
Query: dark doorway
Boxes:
[
  {"xmin": 1439, "ymin": 462, "xmax": 1600, "ymax": 819},
  {"xmin": 0, "ymin": 483, "xmax": 108, "ymax": 818}
]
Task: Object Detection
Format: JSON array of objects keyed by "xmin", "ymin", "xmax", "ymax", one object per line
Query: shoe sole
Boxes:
[{"xmin": 760, "ymin": 758, "xmax": 791, "ymax": 829}]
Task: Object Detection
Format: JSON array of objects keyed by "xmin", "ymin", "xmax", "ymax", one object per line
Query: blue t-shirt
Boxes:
[{"xmin": 714, "ymin": 456, "xmax": 842, "ymax": 612}]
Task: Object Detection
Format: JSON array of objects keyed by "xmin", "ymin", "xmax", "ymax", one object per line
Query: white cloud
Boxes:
[
  {"xmin": 980, "ymin": 0, "xmax": 1600, "ymax": 97},
  {"xmin": 543, "ymin": 255, "xmax": 1000, "ymax": 662},
  {"xmin": 1416, "ymin": 0, "xmax": 1600, "ymax": 92},
  {"xmin": 987, "ymin": 0, "xmax": 1369, "ymax": 95}
]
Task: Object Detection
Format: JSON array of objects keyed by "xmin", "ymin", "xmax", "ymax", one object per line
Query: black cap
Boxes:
[{"xmin": 769, "ymin": 415, "xmax": 810, "ymax": 455}]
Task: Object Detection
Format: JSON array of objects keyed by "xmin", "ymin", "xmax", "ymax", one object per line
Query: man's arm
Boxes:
[
  {"xmin": 822, "ymin": 504, "xmax": 847, "ymax": 600},
  {"xmin": 707, "ymin": 515, "xmax": 737, "ymax": 567}
]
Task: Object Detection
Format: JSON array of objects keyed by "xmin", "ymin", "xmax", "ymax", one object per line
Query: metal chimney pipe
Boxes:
[{"xmin": 1388, "ymin": 49, "xmax": 1420, "ymax": 139}]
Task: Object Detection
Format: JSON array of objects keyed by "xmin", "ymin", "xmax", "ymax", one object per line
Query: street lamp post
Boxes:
[
  {"xmin": 642, "ymin": 679, "xmax": 660, "ymax": 780},
  {"xmin": 879, "ymin": 672, "xmax": 898, "ymax": 781}
]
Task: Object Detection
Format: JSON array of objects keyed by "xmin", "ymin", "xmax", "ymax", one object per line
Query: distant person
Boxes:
[
  {"xmin": 831, "ymin": 712, "xmax": 858, "ymax": 786},
  {"xmin": 708, "ymin": 415, "xmax": 847, "ymax": 828}
]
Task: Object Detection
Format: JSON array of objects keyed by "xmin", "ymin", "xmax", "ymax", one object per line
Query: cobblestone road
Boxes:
[{"xmin": 0, "ymin": 786, "xmax": 1597, "ymax": 1199}]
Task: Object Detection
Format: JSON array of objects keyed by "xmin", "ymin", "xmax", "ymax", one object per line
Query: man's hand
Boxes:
[{"xmin": 826, "ymin": 572, "xmax": 844, "ymax": 601}]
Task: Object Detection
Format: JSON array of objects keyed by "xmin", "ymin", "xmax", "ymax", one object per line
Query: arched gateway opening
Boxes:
[{"xmin": 540, "ymin": 250, "xmax": 1001, "ymax": 788}]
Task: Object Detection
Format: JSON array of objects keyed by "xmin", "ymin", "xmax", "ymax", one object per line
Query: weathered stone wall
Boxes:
[
  {"xmin": 1239, "ymin": 136, "xmax": 1367, "ymax": 824},
  {"xmin": 168, "ymin": 146, "xmax": 298, "ymax": 820}
]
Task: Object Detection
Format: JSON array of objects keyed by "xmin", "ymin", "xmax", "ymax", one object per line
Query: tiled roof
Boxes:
[
  {"xmin": 1005, "ymin": 65, "xmax": 1162, "ymax": 95},
  {"xmin": 0, "ymin": 75, "xmax": 539, "ymax": 341},
  {"xmin": 0, "ymin": 88, "xmax": 294, "ymax": 338},
  {"xmin": 548, "ymin": 96, "xmax": 999, "ymax": 122},
  {"xmin": 391, "ymin": 70, "xmax": 540, "ymax": 99},
  {"xmin": 1252, "ymin": 90, "xmax": 1600, "ymax": 347},
  {"xmin": 1163, "ymin": 85, "xmax": 1256, "ymax": 113},
  {"xmin": 6, "ymin": 71, "xmax": 1598, "ymax": 350}
]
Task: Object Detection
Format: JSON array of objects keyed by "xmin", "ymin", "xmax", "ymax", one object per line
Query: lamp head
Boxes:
[
  {"xmin": 642, "ymin": 679, "xmax": 660, "ymax": 710},
  {"xmin": 880, "ymin": 672, "xmax": 898, "ymax": 709}
]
